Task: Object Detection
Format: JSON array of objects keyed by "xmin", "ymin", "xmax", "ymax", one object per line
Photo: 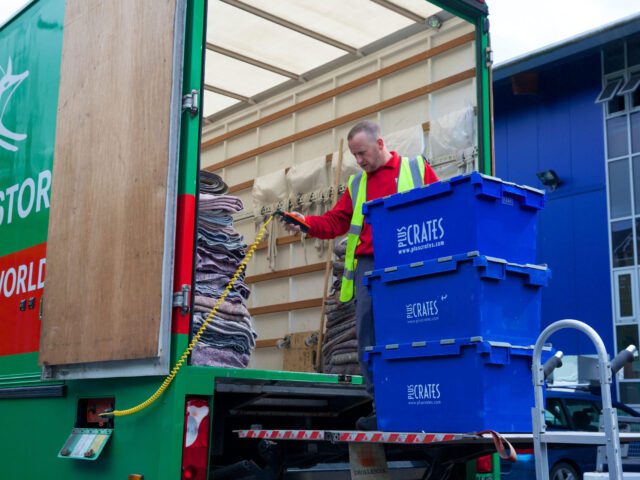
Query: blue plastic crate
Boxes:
[
  {"xmin": 364, "ymin": 338, "xmax": 545, "ymax": 433},
  {"xmin": 363, "ymin": 253, "xmax": 551, "ymax": 345},
  {"xmin": 362, "ymin": 172, "xmax": 545, "ymax": 269}
]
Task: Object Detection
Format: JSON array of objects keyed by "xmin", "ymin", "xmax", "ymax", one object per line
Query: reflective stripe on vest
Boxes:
[{"xmin": 340, "ymin": 155, "xmax": 427, "ymax": 302}]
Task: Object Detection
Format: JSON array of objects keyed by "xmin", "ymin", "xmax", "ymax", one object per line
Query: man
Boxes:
[{"xmin": 281, "ymin": 120, "xmax": 439, "ymax": 430}]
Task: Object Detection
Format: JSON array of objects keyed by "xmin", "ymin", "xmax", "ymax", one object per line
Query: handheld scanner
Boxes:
[{"xmin": 274, "ymin": 210, "xmax": 311, "ymax": 233}]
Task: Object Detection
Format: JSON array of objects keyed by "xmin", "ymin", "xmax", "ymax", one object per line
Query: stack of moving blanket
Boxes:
[
  {"xmin": 191, "ymin": 172, "xmax": 257, "ymax": 368},
  {"xmin": 321, "ymin": 239, "xmax": 361, "ymax": 375},
  {"xmin": 199, "ymin": 169, "xmax": 228, "ymax": 195}
]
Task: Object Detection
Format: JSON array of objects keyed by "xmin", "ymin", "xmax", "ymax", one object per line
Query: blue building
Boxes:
[{"xmin": 493, "ymin": 14, "xmax": 640, "ymax": 404}]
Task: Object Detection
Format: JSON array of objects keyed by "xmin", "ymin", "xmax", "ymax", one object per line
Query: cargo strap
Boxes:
[{"xmin": 475, "ymin": 430, "xmax": 517, "ymax": 462}]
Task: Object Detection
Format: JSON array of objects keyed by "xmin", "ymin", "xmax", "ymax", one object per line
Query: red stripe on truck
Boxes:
[
  {"xmin": 0, "ymin": 243, "xmax": 47, "ymax": 356},
  {"xmin": 172, "ymin": 194, "xmax": 196, "ymax": 334}
]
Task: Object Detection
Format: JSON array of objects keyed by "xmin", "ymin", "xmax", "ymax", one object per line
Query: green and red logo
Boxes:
[{"xmin": 0, "ymin": 0, "xmax": 64, "ymax": 361}]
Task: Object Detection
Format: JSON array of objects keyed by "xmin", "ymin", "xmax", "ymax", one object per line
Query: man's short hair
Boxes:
[{"xmin": 347, "ymin": 120, "xmax": 381, "ymax": 142}]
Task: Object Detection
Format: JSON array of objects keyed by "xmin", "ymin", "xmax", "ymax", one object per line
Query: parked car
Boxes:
[{"xmin": 500, "ymin": 388, "xmax": 640, "ymax": 480}]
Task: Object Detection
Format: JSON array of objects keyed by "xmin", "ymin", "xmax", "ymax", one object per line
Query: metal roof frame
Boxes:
[
  {"xmin": 201, "ymin": 0, "xmax": 492, "ymax": 174},
  {"xmin": 203, "ymin": 83, "xmax": 254, "ymax": 104},
  {"xmin": 219, "ymin": 0, "xmax": 359, "ymax": 55},
  {"xmin": 205, "ymin": 0, "xmax": 442, "ymax": 105},
  {"xmin": 203, "ymin": 18, "xmax": 440, "ymax": 123},
  {"xmin": 206, "ymin": 42, "xmax": 302, "ymax": 81},
  {"xmin": 369, "ymin": 0, "xmax": 427, "ymax": 23}
]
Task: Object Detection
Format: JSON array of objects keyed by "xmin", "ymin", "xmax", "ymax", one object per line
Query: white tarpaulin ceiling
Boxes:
[{"xmin": 204, "ymin": 0, "xmax": 444, "ymax": 119}]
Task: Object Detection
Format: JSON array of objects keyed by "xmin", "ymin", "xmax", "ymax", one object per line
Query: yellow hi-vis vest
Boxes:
[{"xmin": 340, "ymin": 156, "xmax": 427, "ymax": 302}]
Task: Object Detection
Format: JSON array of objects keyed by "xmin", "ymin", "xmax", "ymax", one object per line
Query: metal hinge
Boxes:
[
  {"xmin": 182, "ymin": 89, "xmax": 199, "ymax": 117},
  {"xmin": 485, "ymin": 47, "xmax": 493, "ymax": 67},
  {"xmin": 42, "ymin": 365, "xmax": 53, "ymax": 380},
  {"xmin": 172, "ymin": 284, "xmax": 191, "ymax": 315}
]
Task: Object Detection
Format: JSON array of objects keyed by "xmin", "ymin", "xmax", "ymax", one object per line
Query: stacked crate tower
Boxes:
[{"xmin": 362, "ymin": 172, "xmax": 550, "ymax": 433}]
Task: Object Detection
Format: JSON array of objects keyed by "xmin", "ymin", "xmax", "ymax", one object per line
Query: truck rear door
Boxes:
[{"xmin": 38, "ymin": 0, "xmax": 187, "ymax": 379}]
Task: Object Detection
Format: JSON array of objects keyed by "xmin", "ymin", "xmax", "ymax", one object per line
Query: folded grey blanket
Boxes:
[
  {"xmin": 199, "ymin": 194, "xmax": 244, "ymax": 213},
  {"xmin": 328, "ymin": 346, "xmax": 359, "ymax": 360},
  {"xmin": 193, "ymin": 312, "xmax": 256, "ymax": 338},
  {"xmin": 328, "ymin": 339, "xmax": 358, "ymax": 352},
  {"xmin": 333, "ymin": 239, "xmax": 348, "ymax": 257},
  {"xmin": 322, "ymin": 327, "xmax": 356, "ymax": 353},
  {"xmin": 192, "ymin": 304, "xmax": 251, "ymax": 324},
  {"xmin": 199, "ymin": 170, "xmax": 228, "ymax": 195},
  {"xmin": 331, "ymin": 351, "xmax": 359, "ymax": 365},
  {"xmin": 194, "ymin": 295, "xmax": 250, "ymax": 318},
  {"xmin": 325, "ymin": 363, "xmax": 360, "ymax": 376},
  {"xmin": 191, "ymin": 343, "xmax": 249, "ymax": 368},
  {"xmin": 323, "ymin": 319, "xmax": 356, "ymax": 340}
]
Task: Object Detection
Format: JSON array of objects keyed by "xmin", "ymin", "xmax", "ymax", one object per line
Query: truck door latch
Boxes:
[
  {"xmin": 172, "ymin": 284, "xmax": 191, "ymax": 315},
  {"xmin": 182, "ymin": 89, "xmax": 199, "ymax": 117}
]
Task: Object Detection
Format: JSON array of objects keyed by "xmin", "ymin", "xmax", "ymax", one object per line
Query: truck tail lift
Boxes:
[{"xmin": 234, "ymin": 320, "xmax": 640, "ymax": 480}]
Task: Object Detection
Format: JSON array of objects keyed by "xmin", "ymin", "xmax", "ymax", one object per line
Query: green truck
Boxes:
[{"xmin": 0, "ymin": 1, "xmax": 497, "ymax": 478}]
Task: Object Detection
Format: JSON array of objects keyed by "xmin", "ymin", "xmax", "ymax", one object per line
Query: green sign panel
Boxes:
[{"xmin": 0, "ymin": 0, "xmax": 64, "ymax": 365}]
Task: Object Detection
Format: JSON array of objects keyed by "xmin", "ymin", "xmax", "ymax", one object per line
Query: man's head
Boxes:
[{"xmin": 347, "ymin": 121, "xmax": 391, "ymax": 174}]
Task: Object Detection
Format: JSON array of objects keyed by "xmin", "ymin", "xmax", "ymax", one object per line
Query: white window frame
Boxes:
[{"xmin": 614, "ymin": 269, "xmax": 638, "ymax": 324}]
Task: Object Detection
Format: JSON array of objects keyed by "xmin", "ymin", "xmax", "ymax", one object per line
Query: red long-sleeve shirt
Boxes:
[{"xmin": 305, "ymin": 152, "xmax": 439, "ymax": 256}]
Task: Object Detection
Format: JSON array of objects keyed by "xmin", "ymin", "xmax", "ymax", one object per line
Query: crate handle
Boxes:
[
  {"xmin": 380, "ymin": 342, "xmax": 463, "ymax": 360},
  {"xmin": 503, "ymin": 183, "xmax": 545, "ymax": 210},
  {"xmin": 382, "ymin": 181, "xmax": 452, "ymax": 209},
  {"xmin": 380, "ymin": 258, "xmax": 460, "ymax": 284}
]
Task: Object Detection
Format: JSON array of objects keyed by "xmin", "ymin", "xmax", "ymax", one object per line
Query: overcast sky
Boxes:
[
  {"xmin": 489, "ymin": 0, "xmax": 640, "ymax": 64},
  {"xmin": 1, "ymin": 0, "xmax": 640, "ymax": 65}
]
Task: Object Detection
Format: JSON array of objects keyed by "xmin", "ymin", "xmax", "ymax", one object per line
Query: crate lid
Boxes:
[
  {"xmin": 363, "ymin": 336, "xmax": 553, "ymax": 363},
  {"xmin": 362, "ymin": 171, "xmax": 546, "ymax": 215},
  {"xmin": 363, "ymin": 251, "xmax": 551, "ymax": 287}
]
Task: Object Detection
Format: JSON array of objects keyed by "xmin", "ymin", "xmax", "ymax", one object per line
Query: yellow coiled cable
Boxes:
[{"xmin": 102, "ymin": 214, "xmax": 274, "ymax": 417}]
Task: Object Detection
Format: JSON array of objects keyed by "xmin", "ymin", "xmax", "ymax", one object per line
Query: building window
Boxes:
[
  {"xmin": 607, "ymin": 116, "xmax": 629, "ymax": 158},
  {"xmin": 632, "ymin": 156, "xmax": 640, "ymax": 211},
  {"xmin": 609, "ymin": 159, "xmax": 632, "ymax": 218},
  {"xmin": 597, "ymin": 78, "xmax": 623, "ymax": 103},
  {"xmin": 632, "ymin": 113, "xmax": 640, "ymax": 153},
  {"xmin": 611, "ymin": 220, "xmax": 634, "ymax": 267},
  {"xmin": 620, "ymin": 73, "xmax": 640, "ymax": 97},
  {"xmin": 604, "ymin": 40, "xmax": 625, "ymax": 74},
  {"xmin": 628, "ymin": 33, "xmax": 640, "ymax": 68},
  {"xmin": 605, "ymin": 37, "xmax": 640, "ymax": 406},
  {"xmin": 615, "ymin": 271, "xmax": 635, "ymax": 319}
]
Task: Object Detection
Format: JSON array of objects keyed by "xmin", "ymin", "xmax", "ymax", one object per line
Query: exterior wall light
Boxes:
[{"xmin": 536, "ymin": 169, "xmax": 562, "ymax": 191}]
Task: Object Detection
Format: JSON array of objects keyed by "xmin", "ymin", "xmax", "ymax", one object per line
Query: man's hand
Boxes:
[{"xmin": 278, "ymin": 211, "xmax": 306, "ymax": 233}]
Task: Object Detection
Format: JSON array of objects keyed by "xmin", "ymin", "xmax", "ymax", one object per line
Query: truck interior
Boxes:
[
  {"xmin": 194, "ymin": 0, "xmax": 492, "ymax": 476},
  {"xmin": 195, "ymin": 0, "xmax": 489, "ymax": 371}
]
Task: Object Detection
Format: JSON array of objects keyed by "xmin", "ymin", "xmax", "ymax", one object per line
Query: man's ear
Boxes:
[{"xmin": 377, "ymin": 137, "xmax": 384, "ymax": 150}]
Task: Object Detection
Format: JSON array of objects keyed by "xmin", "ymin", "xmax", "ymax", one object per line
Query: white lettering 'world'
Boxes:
[
  {"xmin": 0, "ymin": 258, "xmax": 46, "ymax": 299},
  {"xmin": 0, "ymin": 170, "xmax": 51, "ymax": 225}
]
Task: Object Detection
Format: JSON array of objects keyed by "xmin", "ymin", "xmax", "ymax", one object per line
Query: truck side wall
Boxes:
[{"xmin": 0, "ymin": 0, "xmax": 62, "ymax": 380}]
